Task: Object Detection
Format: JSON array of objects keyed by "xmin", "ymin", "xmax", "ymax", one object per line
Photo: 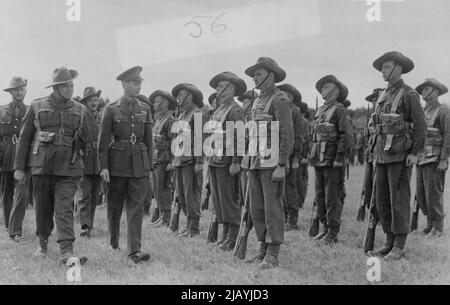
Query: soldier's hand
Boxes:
[
  {"xmin": 405, "ymin": 154, "xmax": 418, "ymax": 167},
  {"xmin": 194, "ymin": 163, "xmax": 204, "ymax": 174},
  {"xmin": 14, "ymin": 170, "xmax": 26, "ymax": 183},
  {"xmin": 100, "ymin": 169, "xmax": 110, "ymax": 183},
  {"xmin": 166, "ymin": 163, "xmax": 174, "ymax": 172},
  {"xmin": 333, "ymin": 161, "xmax": 343, "ymax": 168},
  {"xmin": 437, "ymin": 160, "xmax": 448, "ymax": 172},
  {"xmin": 292, "ymin": 158, "xmax": 300, "ymax": 170},
  {"xmin": 229, "ymin": 163, "xmax": 241, "ymax": 176},
  {"xmin": 300, "ymin": 158, "xmax": 309, "ymax": 165},
  {"xmin": 271, "ymin": 165, "xmax": 286, "ymax": 182}
]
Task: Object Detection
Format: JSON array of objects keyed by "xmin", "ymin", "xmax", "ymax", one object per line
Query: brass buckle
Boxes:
[
  {"xmin": 131, "ymin": 134, "xmax": 137, "ymax": 145},
  {"xmin": 12, "ymin": 135, "xmax": 18, "ymax": 145}
]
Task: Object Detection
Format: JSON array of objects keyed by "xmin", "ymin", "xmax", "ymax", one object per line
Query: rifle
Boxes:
[
  {"xmin": 234, "ymin": 180, "xmax": 253, "ymax": 260},
  {"xmin": 356, "ymin": 188, "xmax": 366, "ymax": 222},
  {"xmin": 410, "ymin": 194, "xmax": 419, "ymax": 232},
  {"xmin": 308, "ymin": 200, "xmax": 320, "ymax": 237},
  {"xmin": 206, "ymin": 206, "xmax": 219, "ymax": 244},
  {"xmin": 201, "ymin": 171, "xmax": 211, "ymax": 211},
  {"xmin": 169, "ymin": 187, "xmax": 181, "ymax": 233},
  {"xmin": 363, "ymin": 166, "xmax": 378, "ymax": 254}
]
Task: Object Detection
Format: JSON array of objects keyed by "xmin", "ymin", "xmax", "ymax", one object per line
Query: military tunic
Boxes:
[
  {"xmin": 416, "ymin": 102, "xmax": 450, "ymax": 232},
  {"xmin": 151, "ymin": 111, "xmax": 175, "ymax": 214},
  {"xmin": 0, "ymin": 101, "xmax": 30, "ymax": 237},
  {"xmin": 206, "ymin": 98, "xmax": 245, "ymax": 227},
  {"xmin": 246, "ymin": 85, "xmax": 293, "ymax": 246},
  {"xmin": 310, "ymin": 99, "xmax": 351, "ymax": 236},
  {"xmin": 14, "ymin": 94, "xmax": 87, "ymax": 255},
  {"xmin": 77, "ymin": 108, "xmax": 102, "ymax": 230},
  {"xmin": 98, "ymin": 96, "xmax": 153, "ymax": 255},
  {"xmin": 373, "ymin": 80, "xmax": 426, "ymax": 247},
  {"xmin": 296, "ymin": 113, "xmax": 310, "ymax": 209}
]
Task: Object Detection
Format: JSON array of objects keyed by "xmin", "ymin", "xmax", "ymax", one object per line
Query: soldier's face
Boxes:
[
  {"xmin": 123, "ymin": 80, "xmax": 141, "ymax": 97},
  {"xmin": 56, "ymin": 82, "xmax": 74, "ymax": 99},
  {"xmin": 422, "ymin": 86, "xmax": 438, "ymax": 101},
  {"xmin": 253, "ymin": 69, "xmax": 273, "ymax": 88},
  {"xmin": 86, "ymin": 96, "xmax": 99, "ymax": 111},
  {"xmin": 216, "ymin": 81, "xmax": 235, "ymax": 100},
  {"xmin": 154, "ymin": 96, "xmax": 169, "ymax": 113},
  {"xmin": 177, "ymin": 90, "xmax": 192, "ymax": 108},
  {"xmin": 282, "ymin": 91, "xmax": 294, "ymax": 104},
  {"xmin": 9, "ymin": 86, "xmax": 27, "ymax": 101},
  {"xmin": 381, "ymin": 61, "xmax": 402, "ymax": 81},
  {"xmin": 321, "ymin": 83, "xmax": 338, "ymax": 101}
]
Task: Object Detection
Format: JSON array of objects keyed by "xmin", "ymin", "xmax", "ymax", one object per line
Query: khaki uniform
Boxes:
[
  {"xmin": 296, "ymin": 114, "xmax": 310, "ymax": 209},
  {"xmin": 98, "ymin": 96, "xmax": 153, "ymax": 255},
  {"xmin": 416, "ymin": 102, "xmax": 450, "ymax": 232},
  {"xmin": 310, "ymin": 100, "xmax": 351, "ymax": 236},
  {"xmin": 373, "ymin": 80, "xmax": 426, "ymax": 248},
  {"xmin": 0, "ymin": 101, "xmax": 30, "ymax": 237},
  {"xmin": 14, "ymin": 94, "xmax": 87, "ymax": 255}
]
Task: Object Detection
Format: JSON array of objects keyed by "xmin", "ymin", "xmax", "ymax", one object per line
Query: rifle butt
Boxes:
[
  {"xmin": 309, "ymin": 217, "xmax": 320, "ymax": 237},
  {"xmin": 207, "ymin": 222, "xmax": 219, "ymax": 243}
]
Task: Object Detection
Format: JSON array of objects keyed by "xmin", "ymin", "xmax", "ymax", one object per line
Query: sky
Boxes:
[{"xmin": 1, "ymin": 0, "xmax": 449, "ymax": 109}]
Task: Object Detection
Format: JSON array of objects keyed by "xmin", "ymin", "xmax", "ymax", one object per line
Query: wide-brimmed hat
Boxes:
[
  {"xmin": 238, "ymin": 90, "xmax": 259, "ymax": 102},
  {"xmin": 315, "ymin": 75, "xmax": 349, "ymax": 103},
  {"xmin": 373, "ymin": 51, "xmax": 414, "ymax": 74},
  {"xmin": 172, "ymin": 83, "xmax": 204, "ymax": 108},
  {"xmin": 45, "ymin": 67, "xmax": 78, "ymax": 89},
  {"xmin": 116, "ymin": 66, "xmax": 144, "ymax": 82},
  {"xmin": 149, "ymin": 90, "xmax": 178, "ymax": 110},
  {"xmin": 299, "ymin": 102, "xmax": 309, "ymax": 115},
  {"xmin": 415, "ymin": 78, "xmax": 448, "ymax": 96},
  {"xmin": 365, "ymin": 88, "xmax": 383, "ymax": 102},
  {"xmin": 4, "ymin": 76, "xmax": 28, "ymax": 92},
  {"xmin": 278, "ymin": 84, "xmax": 302, "ymax": 107},
  {"xmin": 245, "ymin": 57, "xmax": 286, "ymax": 83},
  {"xmin": 208, "ymin": 93, "xmax": 217, "ymax": 104},
  {"xmin": 209, "ymin": 71, "xmax": 247, "ymax": 97},
  {"xmin": 79, "ymin": 87, "xmax": 102, "ymax": 104}
]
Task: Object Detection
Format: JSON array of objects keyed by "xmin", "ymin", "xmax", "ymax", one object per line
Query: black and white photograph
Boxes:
[{"xmin": 0, "ymin": 0, "xmax": 449, "ymax": 289}]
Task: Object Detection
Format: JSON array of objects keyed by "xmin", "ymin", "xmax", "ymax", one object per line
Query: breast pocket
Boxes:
[
  {"xmin": 64, "ymin": 111, "xmax": 81, "ymax": 130},
  {"xmin": 0, "ymin": 115, "xmax": 12, "ymax": 135},
  {"xmin": 112, "ymin": 115, "xmax": 129, "ymax": 136},
  {"xmin": 109, "ymin": 143, "xmax": 127, "ymax": 170},
  {"xmin": 38, "ymin": 110, "xmax": 58, "ymax": 129}
]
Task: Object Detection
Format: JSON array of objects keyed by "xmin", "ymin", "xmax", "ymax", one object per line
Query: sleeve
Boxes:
[
  {"xmin": 145, "ymin": 107, "xmax": 153, "ymax": 167},
  {"xmin": 195, "ymin": 111, "xmax": 207, "ymax": 164},
  {"xmin": 165, "ymin": 117, "xmax": 176, "ymax": 162},
  {"xmin": 98, "ymin": 105, "xmax": 113, "ymax": 171},
  {"xmin": 405, "ymin": 91, "xmax": 426, "ymax": 156},
  {"xmin": 439, "ymin": 108, "xmax": 450, "ymax": 161},
  {"xmin": 273, "ymin": 94, "xmax": 294, "ymax": 165},
  {"xmin": 301, "ymin": 118, "xmax": 311, "ymax": 159},
  {"xmin": 14, "ymin": 107, "xmax": 36, "ymax": 171},
  {"xmin": 292, "ymin": 110, "xmax": 304, "ymax": 159},
  {"xmin": 334, "ymin": 107, "xmax": 351, "ymax": 163},
  {"xmin": 230, "ymin": 105, "xmax": 246, "ymax": 165}
]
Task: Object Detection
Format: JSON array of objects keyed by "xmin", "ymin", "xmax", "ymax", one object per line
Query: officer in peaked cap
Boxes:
[{"xmin": 98, "ymin": 66, "xmax": 153, "ymax": 264}]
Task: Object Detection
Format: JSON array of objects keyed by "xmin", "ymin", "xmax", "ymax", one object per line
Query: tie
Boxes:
[{"xmin": 14, "ymin": 105, "xmax": 20, "ymax": 118}]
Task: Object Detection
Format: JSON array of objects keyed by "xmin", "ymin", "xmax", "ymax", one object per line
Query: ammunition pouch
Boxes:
[
  {"xmin": 423, "ymin": 127, "xmax": 443, "ymax": 159},
  {"xmin": 37, "ymin": 131, "xmax": 56, "ymax": 143}
]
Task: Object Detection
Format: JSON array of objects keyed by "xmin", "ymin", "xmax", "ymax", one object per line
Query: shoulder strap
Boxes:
[
  {"xmin": 325, "ymin": 105, "xmax": 338, "ymax": 123},
  {"xmin": 218, "ymin": 103, "xmax": 235, "ymax": 126},
  {"xmin": 263, "ymin": 94, "xmax": 276, "ymax": 113},
  {"xmin": 428, "ymin": 106, "xmax": 441, "ymax": 128},
  {"xmin": 390, "ymin": 88, "xmax": 405, "ymax": 113}
]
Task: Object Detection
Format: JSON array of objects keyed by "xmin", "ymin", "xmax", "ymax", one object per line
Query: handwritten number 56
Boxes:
[{"xmin": 185, "ymin": 12, "xmax": 228, "ymax": 38}]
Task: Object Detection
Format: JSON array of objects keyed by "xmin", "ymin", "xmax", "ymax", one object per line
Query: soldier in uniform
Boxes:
[
  {"xmin": 415, "ymin": 78, "xmax": 450, "ymax": 238},
  {"xmin": 98, "ymin": 66, "xmax": 152, "ymax": 264},
  {"xmin": 243, "ymin": 57, "xmax": 294, "ymax": 269},
  {"xmin": 14, "ymin": 67, "xmax": 88, "ymax": 264},
  {"xmin": 206, "ymin": 72, "xmax": 246, "ymax": 250},
  {"xmin": 368, "ymin": 51, "xmax": 426, "ymax": 260},
  {"xmin": 77, "ymin": 87, "xmax": 102, "ymax": 237},
  {"xmin": 296, "ymin": 101, "xmax": 311, "ymax": 210},
  {"xmin": 339, "ymin": 99, "xmax": 352, "ymax": 207},
  {"xmin": 310, "ymin": 75, "xmax": 351, "ymax": 245},
  {"xmin": 148, "ymin": 90, "xmax": 177, "ymax": 228},
  {"xmin": 171, "ymin": 83, "xmax": 205, "ymax": 238},
  {"xmin": 277, "ymin": 84, "xmax": 304, "ymax": 231},
  {"xmin": 0, "ymin": 77, "xmax": 30, "ymax": 242}
]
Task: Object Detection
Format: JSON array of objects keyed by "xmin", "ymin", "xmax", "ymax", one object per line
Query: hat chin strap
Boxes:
[
  {"xmin": 323, "ymin": 86, "xmax": 337, "ymax": 102},
  {"xmin": 255, "ymin": 72, "xmax": 272, "ymax": 90},
  {"xmin": 55, "ymin": 86, "xmax": 70, "ymax": 102},
  {"xmin": 423, "ymin": 88, "xmax": 436, "ymax": 101},
  {"xmin": 216, "ymin": 83, "xmax": 231, "ymax": 101},
  {"xmin": 386, "ymin": 63, "xmax": 398, "ymax": 83}
]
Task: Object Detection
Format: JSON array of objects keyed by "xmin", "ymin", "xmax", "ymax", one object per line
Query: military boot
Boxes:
[
  {"xmin": 213, "ymin": 223, "xmax": 229, "ymax": 247},
  {"xmin": 258, "ymin": 244, "xmax": 280, "ymax": 269},
  {"xmin": 285, "ymin": 215, "xmax": 298, "ymax": 231},
  {"xmin": 154, "ymin": 210, "xmax": 171, "ymax": 228},
  {"xmin": 313, "ymin": 226, "xmax": 329, "ymax": 241},
  {"xmin": 417, "ymin": 218, "xmax": 433, "ymax": 236},
  {"xmin": 245, "ymin": 242, "xmax": 268, "ymax": 264},
  {"xmin": 384, "ymin": 247, "xmax": 405, "ymax": 261},
  {"xmin": 129, "ymin": 251, "xmax": 151, "ymax": 264},
  {"xmin": 317, "ymin": 231, "xmax": 338, "ymax": 246},
  {"xmin": 33, "ymin": 236, "xmax": 48, "ymax": 257},
  {"xmin": 184, "ymin": 218, "xmax": 200, "ymax": 238},
  {"xmin": 219, "ymin": 225, "xmax": 239, "ymax": 251},
  {"xmin": 426, "ymin": 228, "xmax": 443, "ymax": 239},
  {"xmin": 177, "ymin": 218, "xmax": 191, "ymax": 236},
  {"xmin": 368, "ymin": 233, "xmax": 394, "ymax": 257}
]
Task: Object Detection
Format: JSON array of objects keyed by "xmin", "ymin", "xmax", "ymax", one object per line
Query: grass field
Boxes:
[{"xmin": 0, "ymin": 165, "xmax": 449, "ymax": 285}]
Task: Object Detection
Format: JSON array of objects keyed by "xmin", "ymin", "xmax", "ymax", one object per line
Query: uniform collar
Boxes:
[
  {"xmin": 260, "ymin": 84, "xmax": 276, "ymax": 98},
  {"xmin": 387, "ymin": 79, "xmax": 404, "ymax": 93},
  {"xmin": 424, "ymin": 100, "xmax": 440, "ymax": 112},
  {"xmin": 49, "ymin": 93, "xmax": 73, "ymax": 109},
  {"xmin": 155, "ymin": 110, "xmax": 170, "ymax": 121}
]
